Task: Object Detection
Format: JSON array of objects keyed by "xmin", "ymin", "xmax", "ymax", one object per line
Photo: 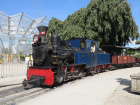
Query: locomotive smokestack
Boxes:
[
  {"xmin": 38, "ymin": 26, "xmax": 48, "ymax": 33},
  {"xmin": 37, "ymin": 26, "xmax": 48, "ymax": 43}
]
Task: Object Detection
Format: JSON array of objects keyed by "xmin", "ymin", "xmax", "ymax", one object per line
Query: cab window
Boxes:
[
  {"xmin": 91, "ymin": 42, "xmax": 96, "ymax": 52},
  {"xmin": 80, "ymin": 40, "xmax": 85, "ymax": 49}
]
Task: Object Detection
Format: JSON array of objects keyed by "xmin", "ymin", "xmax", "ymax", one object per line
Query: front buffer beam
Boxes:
[{"xmin": 23, "ymin": 68, "xmax": 54, "ymax": 87}]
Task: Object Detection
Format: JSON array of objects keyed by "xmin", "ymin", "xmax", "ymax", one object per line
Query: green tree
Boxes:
[
  {"xmin": 133, "ymin": 40, "xmax": 140, "ymax": 58},
  {"xmin": 133, "ymin": 53, "xmax": 140, "ymax": 58},
  {"xmin": 85, "ymin": 0, "xmax": 139, "ymax": 46},
  {"xmin": 46, "ymin": 18, "xmax": 63, "ymax": 44},
  {"xmin": 60, "ymin": 8, "xmax": 88, "ymax": 40},
  {"xmin": 47, "ymin": 0, "xmax": 139, "ymax": 47},
  {"xmin": 136, "ymin": 40, "xmax": 140, "ymax": 44},
  {"xmin": 47, "ymin": 18, "xmax": 63, "ymax": 36}
]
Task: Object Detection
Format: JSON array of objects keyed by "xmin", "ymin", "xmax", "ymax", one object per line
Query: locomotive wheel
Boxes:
[
  {"xmin": 78, "ymin": 72, "xmax": 85, "ymax": 78},
  {"xmin": 55, "ymin": 76, "xmax": 64, "ymax": 84},
  {"xmin": 96, "ymin": 69, "xmax": 99, "ymax": 74},
  {"xmin": 109, "ymin": 67, "xmax": 112, "ymax": 71}
]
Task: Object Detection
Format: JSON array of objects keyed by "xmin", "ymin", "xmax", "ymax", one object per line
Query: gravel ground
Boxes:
[
  {"xmin": 105, "ymin": 78, "xmax": 140, "ymax": 105},
  {"xmin": 19, "ymin": 67, "xmax": 140, "ymax": 105}
]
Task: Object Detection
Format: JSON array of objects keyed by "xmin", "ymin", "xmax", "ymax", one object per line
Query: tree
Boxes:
[
  {"xmin": 47, "ymin": 0, "xmax": 139, "ymax": 47},
  {"xmin": 47, "ymin": 18, "xmax": 63, "ymax": 36},
  {"xmin": 46, "ymin": 18, "xmax": 63, "ymax": 44},
  {"xmin": 136, "ymin": 40, "xmax": 140, "ymax": 44},
  {"xmin": 85, "ymin": 0, "xmax": 139, "ymax": 46},
  {"xmin": 133, "ymin": 53, "xmax": 140, "ymax": 58},
  {"xmin": 133, "ymin": 40, "xmax": 140, "ymax": 58}
]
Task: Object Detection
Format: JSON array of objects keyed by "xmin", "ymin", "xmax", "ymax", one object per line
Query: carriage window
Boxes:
[
  {"xmin": 80, "ymin": 40, "xmax": 85, "ymax": 49},
  {"xmin": 91, "ymin": 42, "xmax": 96, "ymax": 52}
]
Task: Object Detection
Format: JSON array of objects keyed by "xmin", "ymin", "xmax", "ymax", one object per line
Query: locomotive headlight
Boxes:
[{"xmin": 33, "ymin": 35, "xmax": 39, "ymax": 43}]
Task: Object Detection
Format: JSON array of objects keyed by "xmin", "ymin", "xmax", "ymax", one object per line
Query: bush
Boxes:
[
  {"xmin": 133, "ymin": 53, "xmax": 140, "ymax": 58},
  {"xmin": 20, "ymin": 55, "xmax": 26, "ymax": 61},
  {"xmin": 136, "ymin": 40, "xmax": 140, "ymax": 44},
  {"xmin": 20, "ymin": 55, "xmax": 26, "ymax": 58}
]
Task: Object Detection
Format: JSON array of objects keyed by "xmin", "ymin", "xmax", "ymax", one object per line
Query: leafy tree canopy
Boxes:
[
  {"xmin": 136, "ymin": 40, "xmax": 140, "ymax": 44},
  {"xmin": 47, "ymin": 0, "xmax": 139, "ymax": 47},
  {"xmin": 133, "ymin": 53, "xmax": 140, "ymax": 58}
]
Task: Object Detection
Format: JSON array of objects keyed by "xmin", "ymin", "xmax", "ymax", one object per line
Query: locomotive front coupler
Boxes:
[{"xmin": 23, "ymin": 76, "xmax": 45, "ymax": 87}]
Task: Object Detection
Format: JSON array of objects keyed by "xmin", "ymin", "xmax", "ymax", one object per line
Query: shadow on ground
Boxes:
[{"xmin": 116, "ymin": 78, "xmax": 140, "ymax": 95}]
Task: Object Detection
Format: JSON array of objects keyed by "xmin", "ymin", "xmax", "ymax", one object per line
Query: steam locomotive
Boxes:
[
  {"xmin": 23, "ymin": 26, "xmax": 111, "ymax": 87},
  {"xmin": 23, "ymin": 26, "xmax": 139, "ymax": 87}
]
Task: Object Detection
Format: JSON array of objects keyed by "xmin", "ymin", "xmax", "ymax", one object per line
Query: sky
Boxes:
[
  {"xmin": 0, "ymin": 0, "xmax": 91, "ymax": 20},
  {"xmin": 0, "ymin": 0, "xmax": 140, "ymax": 48}
]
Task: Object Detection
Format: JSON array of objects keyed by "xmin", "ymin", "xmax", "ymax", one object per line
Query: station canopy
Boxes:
[
  {"xmin": 101, "ymin": 45, "xmax": 140, "ymax": 55},
  {"xmin": 0, "ymin": 11, "xmax": 49, "ymax": 56},
  {"xmin": 101, "ymin": 45, "xmax": 138, "ymax": 51}
]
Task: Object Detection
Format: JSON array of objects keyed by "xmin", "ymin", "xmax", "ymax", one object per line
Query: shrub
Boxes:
[{"xmin": 133, "ymin": 53, "xmax": 140, "ymax": 58}]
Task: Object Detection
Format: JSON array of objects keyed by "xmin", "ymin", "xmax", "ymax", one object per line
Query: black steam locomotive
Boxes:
[{"xmin": 23, "ymin": 26, "xmax": 91, "ymax": 87}]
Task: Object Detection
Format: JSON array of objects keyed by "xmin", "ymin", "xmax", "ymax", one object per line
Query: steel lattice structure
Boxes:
[{"xmin": 0, "ymin": 11, "xmax": 49, "ymax": 56}]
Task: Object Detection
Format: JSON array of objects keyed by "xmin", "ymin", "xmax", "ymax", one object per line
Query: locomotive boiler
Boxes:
[{"xmin": 32, "ymin": 26, "xmax": 77, "ymax": 68}]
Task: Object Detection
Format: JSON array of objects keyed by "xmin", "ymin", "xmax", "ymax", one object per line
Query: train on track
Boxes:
[{"xmin": 23, "ymin": 26, "xmax": 140, "ymax": 87}]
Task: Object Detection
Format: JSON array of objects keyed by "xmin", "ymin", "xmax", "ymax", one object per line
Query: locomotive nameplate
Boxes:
[{"xmin": 81, "ymin": 55, "xmax": 85, "ymax": 57}]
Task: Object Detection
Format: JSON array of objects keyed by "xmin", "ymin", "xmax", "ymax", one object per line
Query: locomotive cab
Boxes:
[
  {"xmin": 65, "ymin": 38, "xmax": 110, "ymax": 68},
  {"xmin": 65, "ymin": 38, "xmax": 97, "ymax": 52}
]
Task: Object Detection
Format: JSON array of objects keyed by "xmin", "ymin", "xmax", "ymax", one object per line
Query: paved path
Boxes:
[
  {"xmin": 19, "ymin": 67, "xmax": 140, "ymax": 105},
  {"xmin": 0, "ymin": 76, "xmax": 25, "ymax": 86},
  {"xmin": 105, "ymin": 78, "xmax": 140, "ymax": 105}
]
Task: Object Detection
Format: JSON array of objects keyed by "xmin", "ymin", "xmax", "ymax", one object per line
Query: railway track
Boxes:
[
  {"xmin": 0, "ymin": 78, "xmax": 80, "ymax": 105},
  {"xmin": 0, "ymin": 84, "xmax": 51, "ymax": 105},
  {"xmin": 0, "ymin": 83, "xmax": 22, "ymax": 92},
  {"xmin": 0, "ymin": 85, "xmax": 25, "ymax": 98}
]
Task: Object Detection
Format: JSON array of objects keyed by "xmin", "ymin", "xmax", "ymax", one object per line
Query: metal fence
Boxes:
[
  {"xmin": 0, "ymin": 55, "xmax": 27, "ymax": 78},
  {"xmin": 0, "ymin": 11, "xmax": 50, "ymax": 78}
]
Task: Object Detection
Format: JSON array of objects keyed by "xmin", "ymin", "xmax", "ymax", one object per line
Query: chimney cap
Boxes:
[{"xmin": 37, "ymin": 26, "xmax": 48, "ymax": 32}]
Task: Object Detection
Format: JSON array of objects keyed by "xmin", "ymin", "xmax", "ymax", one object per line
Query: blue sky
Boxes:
[
  {"xmin": 126, "ymin": 0, "xmax": 140, "ymax": 47},
  {"xmin": 0, "ymin": 0, "xmax": 140, "ymax": 48},
  {"xmin": 0, "ymin": 0, "xmax": 90, "ymax": 20}
]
